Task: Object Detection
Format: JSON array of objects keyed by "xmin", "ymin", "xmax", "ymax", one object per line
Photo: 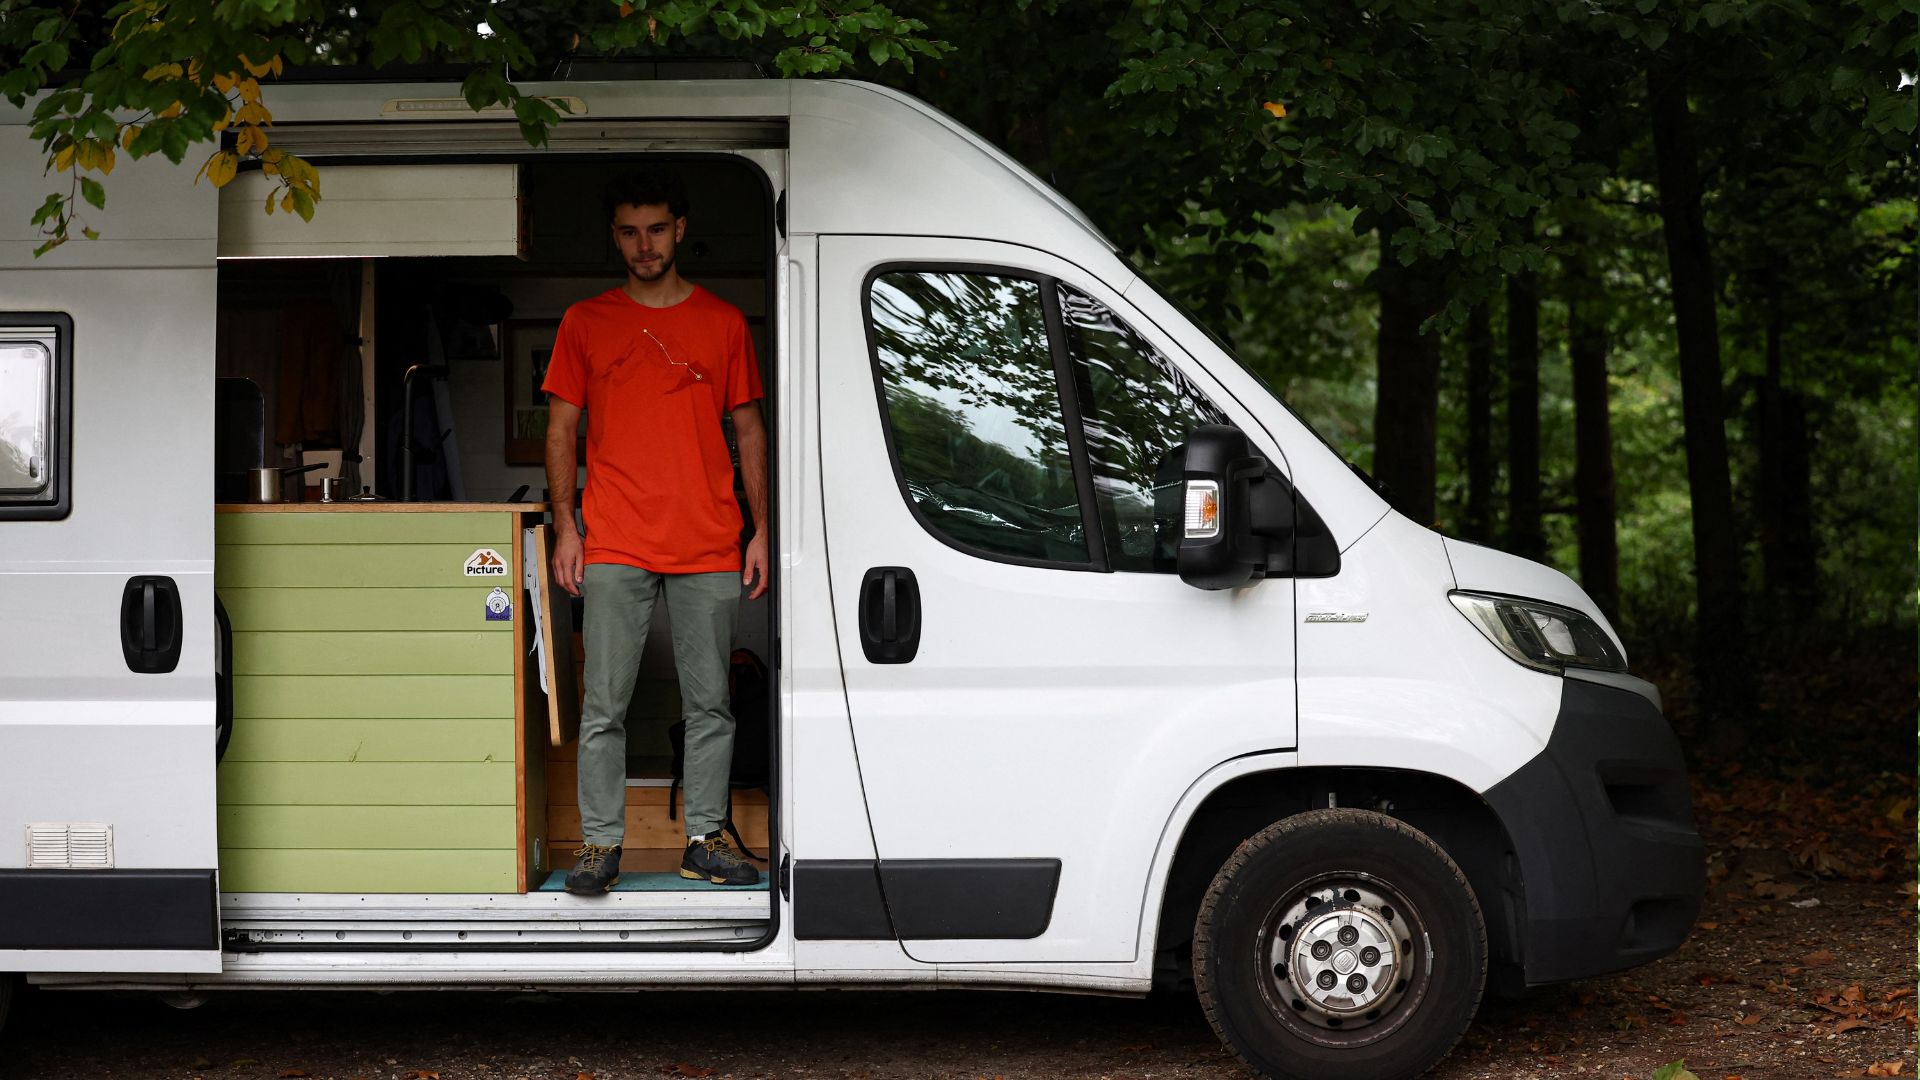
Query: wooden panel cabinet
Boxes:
[{"xmin": 214, "ymin": 506, "xmax": 536, "ymax": 894}]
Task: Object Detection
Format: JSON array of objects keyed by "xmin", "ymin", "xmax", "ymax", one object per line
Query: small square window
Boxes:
[{"xmin": 0, "ymin": 313, "xmax": 72, "ymax": 520}]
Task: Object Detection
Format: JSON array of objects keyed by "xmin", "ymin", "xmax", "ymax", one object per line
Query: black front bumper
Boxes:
[{"xmin": 1483, "ymin": 673, "xmax": 1705, "ymax": 987}]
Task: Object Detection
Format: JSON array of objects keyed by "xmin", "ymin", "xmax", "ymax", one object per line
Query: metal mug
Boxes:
[{"xmin": 320, "ymin": 476, "xmax": 342, "ymax": 503}]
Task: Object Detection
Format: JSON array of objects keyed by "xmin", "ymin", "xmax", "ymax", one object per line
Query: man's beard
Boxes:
[{"xmin": 629, "ymin": 250, "xmax": 676, "ymax": 283}]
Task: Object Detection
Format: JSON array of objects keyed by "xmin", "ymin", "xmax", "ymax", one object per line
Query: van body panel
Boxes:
[
  {"xmin": 780, "ymin": 239, "xmax": 880, "ymax": 861},
  {"xmin": 1132, "ymin": 750, "xmax": 1300, "ymax": 961},
  {"xmin": 0, "ymin": 128, "xmax": 218, "ymax": 269},
  {"xmin": 789, "ymin": 83, "xmax": 1117, "ymax": 272},
  {"xmin": 1296, "ymin": 512, "xmax": 1557, "ymax": 793},
  {"xmin": 0, "ymin": 146, "xmax": 222, "ymax": 970},
  {"xmin": 808, "ymin": 82, "xmax": 1116, "ymax": 247},
  {"xmin": 817, "ymin": 235, "xmax": 1296, "ymax": 964}
]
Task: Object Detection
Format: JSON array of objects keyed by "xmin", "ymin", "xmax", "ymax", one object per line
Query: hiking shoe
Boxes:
[
  {"xmin": 565, "ymin": 843, "xmax": 621, "ymax": 895},
  {"xmin": 681, "ymin": 834, "xmax": 759, "ymax": 886}
]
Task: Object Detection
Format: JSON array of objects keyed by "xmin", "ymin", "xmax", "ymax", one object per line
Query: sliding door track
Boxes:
[{"xmin": 221, "ymin": 891, "xmax": 769, "ymax": 951}]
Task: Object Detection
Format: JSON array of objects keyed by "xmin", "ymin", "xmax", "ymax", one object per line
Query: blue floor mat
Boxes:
[{"xmin": 537, "ymin": 870, "xmax": 768, "ymax": 893}]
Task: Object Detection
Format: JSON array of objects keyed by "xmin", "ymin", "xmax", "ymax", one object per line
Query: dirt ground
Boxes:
[{"xmin": 2, "ymin": 639, "xmax": 1912, "ymax": 1080}]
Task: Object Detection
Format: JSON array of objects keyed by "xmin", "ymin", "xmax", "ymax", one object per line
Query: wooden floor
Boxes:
[{"xmin": 544, "ymin": 734, "xmax": 770, "ymax": 860}]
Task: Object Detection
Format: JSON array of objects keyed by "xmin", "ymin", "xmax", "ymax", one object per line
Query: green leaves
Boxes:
[
  {"xmin": 28, "ymin": 193, "xmax": 63, "ymax": 227},
  {"xmin": 1105, "ymin": 0, "xmax": 1581, "ymax": 310},
  {"xmin": 1650, "ymin": 1062, "xmax": 1700, "ymax": 1080}
]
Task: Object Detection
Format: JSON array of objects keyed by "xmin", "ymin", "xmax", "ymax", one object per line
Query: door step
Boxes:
[{"xmin": 220, "ymin": 884, "xmax": 769, "ymax": 949}]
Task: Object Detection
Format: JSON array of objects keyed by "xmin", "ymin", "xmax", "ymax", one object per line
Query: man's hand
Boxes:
[
  {"xmin": 742, "ymin": 532, "xmax": 769, "ymax": 600},
  {"xmin": 552, "ymin": 528, "xmax": 585, "ymax": 597}
]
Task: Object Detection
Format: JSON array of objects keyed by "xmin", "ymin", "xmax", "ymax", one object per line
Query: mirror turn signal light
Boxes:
[{"xmin": 1184, "ymin": 480, "xmax": 1221, "ymax": 539}]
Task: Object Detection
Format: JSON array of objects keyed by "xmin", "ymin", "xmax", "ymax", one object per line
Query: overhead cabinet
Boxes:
[{"xmin": 217, "ymin": 163, "xmax": 524, "ymax": 259}]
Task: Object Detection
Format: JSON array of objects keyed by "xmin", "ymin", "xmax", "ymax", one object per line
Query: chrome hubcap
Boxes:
[{"xmin": 1267, "ymin": 883, "xmax": 1412, "ymax": 1030}]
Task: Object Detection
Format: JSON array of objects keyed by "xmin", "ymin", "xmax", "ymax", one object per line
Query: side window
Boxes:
[
  {"xmin": 0, "ymin": 314, "xmax": 72, "ymax": 521},
  {"xmin": 1059, "ymin": 285, "xmax": 1226, "ymax": 572},
  {"xmin": 867, "ymin": 271, "xmax": 1090, "ymax": 566}
]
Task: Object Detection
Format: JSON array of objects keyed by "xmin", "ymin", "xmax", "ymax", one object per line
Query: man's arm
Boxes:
[
  {"xmin": 733, "ymin": 400, "xmax": 769, "ymax": 600},
  {"xmin": 546, "ymin": 398, "xmax": 584, "ymax": 597}
]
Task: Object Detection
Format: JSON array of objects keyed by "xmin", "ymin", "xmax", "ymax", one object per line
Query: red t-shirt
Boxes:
[{"xmin": 541, "ymin": 285, "xmax": 763, "ymax": 573}]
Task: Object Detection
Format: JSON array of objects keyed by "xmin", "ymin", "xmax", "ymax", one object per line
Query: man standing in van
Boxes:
[{"xmin": 542, "ymin": 170, "xmax": 768, "ymax": 894}]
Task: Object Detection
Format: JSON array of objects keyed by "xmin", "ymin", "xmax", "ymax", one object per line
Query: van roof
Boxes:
[{"xmin": 3, "ymin": 77, "xmax": 1118, "ymax": 265}]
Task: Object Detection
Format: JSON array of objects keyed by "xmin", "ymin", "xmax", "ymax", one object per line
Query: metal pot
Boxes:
[{"xmin": 248, "ymin": 462, "xmax": 327, "ymax": 503}]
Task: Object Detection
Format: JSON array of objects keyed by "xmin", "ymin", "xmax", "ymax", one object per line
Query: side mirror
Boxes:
[
  {"xmin": 1176, "ymin": 424, "xmax": 1340, "ymax": 590},
  {"xmin": 1177, "ymin": 425, "xmax": 1272, "ymax": 590}
]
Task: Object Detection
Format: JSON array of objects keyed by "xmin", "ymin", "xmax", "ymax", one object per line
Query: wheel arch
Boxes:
[{"xmin": 1145, "ymin": 762, "xmax": 1527, "ymax": 996}]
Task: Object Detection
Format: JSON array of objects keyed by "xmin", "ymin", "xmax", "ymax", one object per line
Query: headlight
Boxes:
[{"xmin": 1448, "ymin": 591, "xmax": 1626, "ymax": 674}]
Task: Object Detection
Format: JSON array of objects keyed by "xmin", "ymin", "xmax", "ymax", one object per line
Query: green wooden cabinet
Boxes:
[{"xmin": 215, "ymin": 510, "xmax": 524, "ymax": 894}]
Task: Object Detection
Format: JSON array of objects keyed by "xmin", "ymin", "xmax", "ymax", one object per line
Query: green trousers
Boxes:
[{"xmin": 578, "ymin": 563, "xmax": 740, "ymax": 844}]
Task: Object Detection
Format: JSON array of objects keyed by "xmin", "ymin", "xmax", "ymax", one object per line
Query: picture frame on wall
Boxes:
[{"xmin": 503, "ymin": 318, "xmax": 583, "ymax": 465}]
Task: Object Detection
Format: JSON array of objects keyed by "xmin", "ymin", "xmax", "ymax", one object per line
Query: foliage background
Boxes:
[{"xmin": 2, "ymin": 0, "xmax": 1913, "ymax": 690}]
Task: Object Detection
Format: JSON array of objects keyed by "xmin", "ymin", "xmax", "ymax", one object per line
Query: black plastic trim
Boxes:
[
  {"xmin": 1482, "ymin": 678, "xmax": 1704, "ymax": 986},
  {"xmin": 792, "ymin": 858, "xmax": 1062, "ymax": 940},
  {"xmin": 793, "ymin": 860, "xmax": 894, "ymax": 940},
  {"xmin": 1041, "ymin": 279, "xmax": 1110, "ymax": 573},
  {"xmin": 880, "ymin": 859, "xmax": 1061, "ymax": 939},
  {"xmin": 0, "ymin": 869, "xmax": 218, "ymax": 950},
  {"xmin": 0, "ymin": 311, "xmax": 73, "ymax": 521}
]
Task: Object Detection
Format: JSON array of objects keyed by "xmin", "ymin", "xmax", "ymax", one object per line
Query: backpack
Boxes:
[{"xmin": 667, "ymin": 648, "xmax": 770, "ymax": 858}]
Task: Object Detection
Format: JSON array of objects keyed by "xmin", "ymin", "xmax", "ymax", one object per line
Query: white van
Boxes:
[{"xmin": 0, "ymin": 72, "xmax": 1703, "ymax": 1080}]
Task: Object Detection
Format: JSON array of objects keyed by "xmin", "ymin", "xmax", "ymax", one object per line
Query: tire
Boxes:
[{"xmin": 1193, "ymin": 809, "xmax": 1486, "ymax": 1080}]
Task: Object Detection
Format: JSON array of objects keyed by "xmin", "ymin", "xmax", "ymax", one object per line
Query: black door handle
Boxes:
[
  {"xmin": 859, "ymin": 566, "xmax": 920, "ymax": 664},
  {"xmin": 120, "ymin": 576, "xmax": 183, "ymax": 674}
]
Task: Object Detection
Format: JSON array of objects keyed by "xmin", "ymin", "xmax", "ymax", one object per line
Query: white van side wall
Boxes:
[{"xmin": 0, "ymin": 129, "xmax": 222, "ymax": 972}]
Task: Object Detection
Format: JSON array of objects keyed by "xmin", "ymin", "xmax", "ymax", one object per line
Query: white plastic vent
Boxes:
[{"xmin": 25, "ymin": 823, "xmax": 113, "ymax": 868}]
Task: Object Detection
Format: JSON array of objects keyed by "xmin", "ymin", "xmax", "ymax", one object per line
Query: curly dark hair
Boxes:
[{"xmin": 602, "ymin": 169, "xmax": 689, "ymax": 221}]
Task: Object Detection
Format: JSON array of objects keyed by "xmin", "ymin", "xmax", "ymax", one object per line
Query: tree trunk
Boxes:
[
  {"xmin": 1565, "ymin": 238, "xmax": 1620, "ymax": 626},
  {"xmin": 1372, "ymin": 227, "xmax": 1444, "ymax": 525},
  {"xmin": 1756, "ymin": 302, "xmax": 1816, "ymax": 617},
  {"xmin": 1465, "ymin": 303, "xmax": 1495, "ymax": 544},
  {"xmin": 1650, "ymin": 65, "xmax": 1750, "ymax": 743},
  {"xmin": 1505, "ymin": 270, "xmax": 1544, "ymax": 561}
]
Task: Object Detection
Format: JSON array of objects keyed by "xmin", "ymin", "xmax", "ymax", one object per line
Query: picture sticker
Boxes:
[
  {"xmin": 464, "ymin": 548, "xmax": 509, "ymax": 577},
  {"xmin": 484, "ymin": 586, "xmax": 513, "ymax": 622}
]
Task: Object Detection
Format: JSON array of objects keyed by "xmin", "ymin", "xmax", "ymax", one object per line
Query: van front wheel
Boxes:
[{"xmin": 1193, "ymin": 809, "xmax": 1486, "ymax": 1080}]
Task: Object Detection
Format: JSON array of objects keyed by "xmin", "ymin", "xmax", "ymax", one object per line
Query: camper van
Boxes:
[{"xmin": 0, "ymin": 71, "xmax": 1703, "ymax": 1080}]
